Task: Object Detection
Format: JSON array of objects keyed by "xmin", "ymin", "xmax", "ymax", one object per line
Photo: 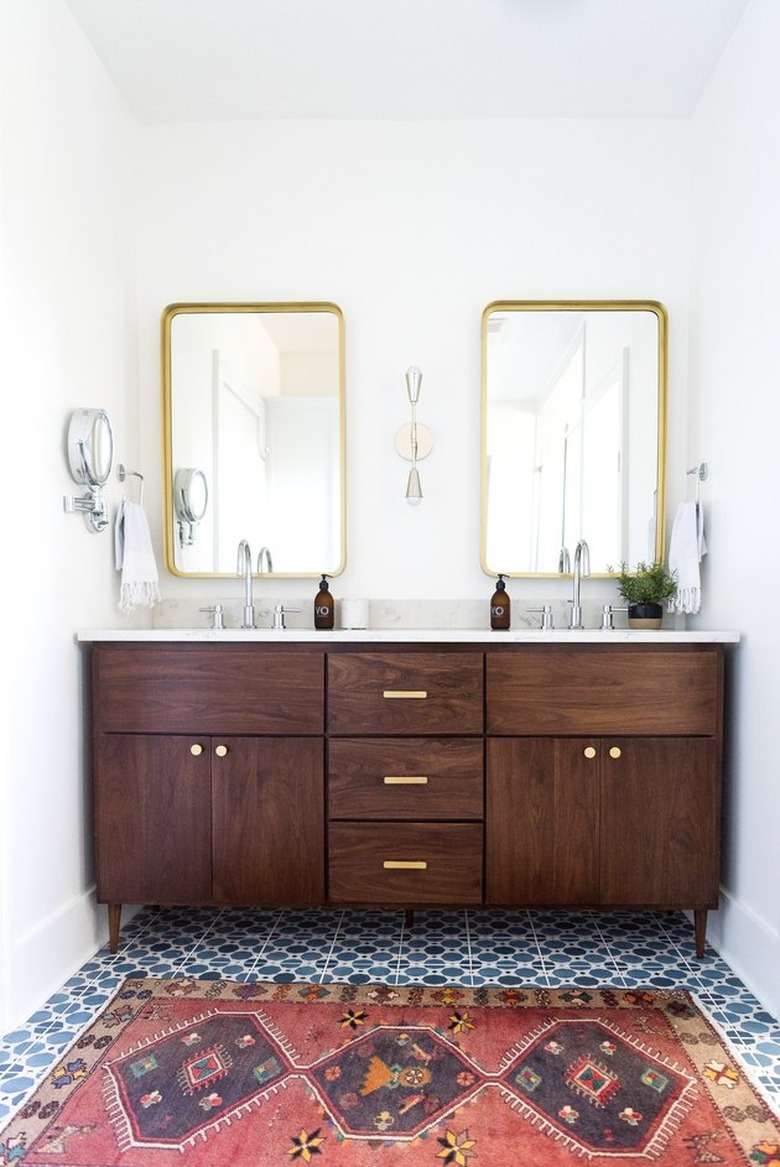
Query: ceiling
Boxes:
[{"xmin": 63, "ymin": 0, "xmax": 749, "ymax": 124}]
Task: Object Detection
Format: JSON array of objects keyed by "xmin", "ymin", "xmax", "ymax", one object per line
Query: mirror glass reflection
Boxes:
[
  {"xmin": 481, "ymin": 301, "xmax": 667, "ymax": 576},
  {"xmin": 163, "ymin": 303, "xmax": 345, "ymax": 577}
]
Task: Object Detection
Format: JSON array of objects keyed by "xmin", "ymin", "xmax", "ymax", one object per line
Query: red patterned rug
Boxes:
[{"xmin": 2, "ymin": 978, "xmax": 779, "ymax": 1165}]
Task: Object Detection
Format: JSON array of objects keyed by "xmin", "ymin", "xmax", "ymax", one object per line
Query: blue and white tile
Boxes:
[{"xmin": 2, "ymin": 905, "xmax": 779, "ymax": 1126}]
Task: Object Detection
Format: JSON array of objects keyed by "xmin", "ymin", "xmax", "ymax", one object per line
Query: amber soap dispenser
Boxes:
[
  {"xmin": 314, "ymin": 575, "xmax": 335, "ymax": 630},
  {"xmin": 490, "ymin": 574, "xmax": 511, "ymax": 631}
]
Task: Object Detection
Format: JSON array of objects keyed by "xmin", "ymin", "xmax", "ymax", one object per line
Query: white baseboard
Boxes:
[
  {"xmin": 705, "ymin": 889, "xmax": 780, "ymax": 1021},
  {"xmin": 2, "ymin": 890, "xmax": 105, "ymax": 1037}
]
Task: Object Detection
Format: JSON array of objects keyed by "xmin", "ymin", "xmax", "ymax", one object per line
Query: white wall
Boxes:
[
  {"xmin": 688, "ymin": 0, "xmax": 780, "ymax": 1017},
  {"xmin": 0, "ymin": 0, "xmax": 140, "ymax": 1032},
  {"xmin": 137, "ymin": 118, "xmax": 692, "ymax": 607},
  {"xmin": 5, "ymin": 0, "xmax": 777, "ymax": 1036}
]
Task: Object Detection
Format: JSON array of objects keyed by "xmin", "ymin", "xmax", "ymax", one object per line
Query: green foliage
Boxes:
[{"xmin": 612, "ymin": 560, "xmax": 678, "ymax": 605}]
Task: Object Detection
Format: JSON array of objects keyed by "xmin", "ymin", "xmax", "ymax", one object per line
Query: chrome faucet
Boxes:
[
  {"xmin": 237, "ymin": 539, "xmax": 255, "ymax": 629},
  {"xmin": 569, "ymin": 539, "xmax": 591, "ymax": 629},
  {"xmin": 257, "ymin": 546, "xmax": 273, "ymax": 573}
]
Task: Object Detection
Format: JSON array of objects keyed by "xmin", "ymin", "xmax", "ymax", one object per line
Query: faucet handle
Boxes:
[
  {"xmin": 527, "ymin": 605, "xmax": 554, "ymax": 630},
  {"xmin": 599, "ymin": 603, "xmax": 628, "ymax": 631},
  {"xmin": 272, "ymin": 605, "xmax": 301, "ymax": 631},
  {"xmin": 200, "ymin": 604, "xmax": 224, "ymax": 630}
]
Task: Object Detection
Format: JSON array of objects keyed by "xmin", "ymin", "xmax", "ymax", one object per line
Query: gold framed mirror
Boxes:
[
  {"xmin": 481, "ymin": 300, "xmax": 667, "ymax": 577},
  {"xmin": 163, "ymin": 302, "xmax": 346, "ymax": 578}
]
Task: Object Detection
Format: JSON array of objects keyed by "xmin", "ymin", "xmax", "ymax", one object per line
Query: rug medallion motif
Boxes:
[{"xmin": 1, "ymin": 979, "xmax": 778, "ymax": 1165}]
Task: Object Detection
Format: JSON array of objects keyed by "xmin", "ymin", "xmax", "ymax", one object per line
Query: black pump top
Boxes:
[
  {"xmin": 495, "ymin": 574, "xmax": 506, "ymax": 591},
  {"xmin": 319, "ymin": 575, "xmax": 330, "ymax": 590}
]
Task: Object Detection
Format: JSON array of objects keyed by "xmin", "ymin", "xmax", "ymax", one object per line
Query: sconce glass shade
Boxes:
[
  {"xmin": 406, "ymin": 466, "xmax": 423, "ymax": 505},
  {"xmin": 405, "ymin": 365, "xmax": 422, "ymax": 404}
]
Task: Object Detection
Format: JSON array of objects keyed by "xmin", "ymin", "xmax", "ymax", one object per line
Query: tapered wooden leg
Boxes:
[
  {"xmin": 404, "ymin": 909, "xmax": 414, "ymax": 929},
  {"xmin": 108, "ymin": 904, "xmax": 122, "ymax": 954},
  {"xmin": 694, "ymin": 909, "xmax": 707, "ymax": 958}
]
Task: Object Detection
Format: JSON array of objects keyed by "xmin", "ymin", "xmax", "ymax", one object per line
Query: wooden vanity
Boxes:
[{"xmin": 85, "ymin": 634, "xmax": 730, "ymax": 956}]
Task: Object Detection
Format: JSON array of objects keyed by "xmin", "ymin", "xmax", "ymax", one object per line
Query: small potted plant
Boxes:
[{"xmin": 613, "ymin": 560, "xmax": 678, "ymax": 629}]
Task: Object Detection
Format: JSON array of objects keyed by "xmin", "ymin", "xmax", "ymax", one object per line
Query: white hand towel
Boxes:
[
  {"xmin": 667, "ymin": 500, "xmax": 707, "ymax": 615},
  {"xmin": 114, "ymin": 499, "xmax": 161, "ymax": 613}
]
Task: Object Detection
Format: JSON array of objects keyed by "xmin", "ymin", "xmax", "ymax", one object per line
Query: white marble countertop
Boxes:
[{"xmin": 76, "ymin": 628, "xmax": 740, "ymax": 644}]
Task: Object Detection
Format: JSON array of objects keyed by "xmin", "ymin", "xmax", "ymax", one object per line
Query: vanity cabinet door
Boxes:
[
  {"xmin": 600, "ymin": 737, "xmax": 719, "ymax": 906},
  {"xmin": 486, "ymin": 736, "xmax": 720, "ymax": 912},
  {"xmin": 212, "ymin": 737, "xmax": 324, "ymax": 905},
  {"xmin": 485, "ymin": 738, "xmax": 600, "ymax": 905},
  {"xmin": 94, "ymin": 734, "xmax": 212, "ymax": 905},
  {"xmin": 95, "ymin": 734, "xmax": 324, "ymax": 930}
]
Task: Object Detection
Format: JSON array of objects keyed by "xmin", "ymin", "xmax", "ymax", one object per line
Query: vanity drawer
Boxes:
[
  {"xmin": 487, "ymin": 647, "xmax": 722, "ymax": 736},
  {"xmin": 328, "ymin": 738, "xmax": 483, "ymax": 820},
  {"xmin": 92, "ymin": 644, "xmax": 325, "ymax": 735},
  {"xmin": 328, "ymin": 823, "xmax": 483, "ymax": 904},
  {"xmin": 328, "ymin": 652, "xmax": 484, "ymax": 735}
]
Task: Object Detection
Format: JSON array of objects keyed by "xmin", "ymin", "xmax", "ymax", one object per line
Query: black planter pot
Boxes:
[{"xmin": 628, "ymin": 601, "xmax": 663, "ymax": 630}]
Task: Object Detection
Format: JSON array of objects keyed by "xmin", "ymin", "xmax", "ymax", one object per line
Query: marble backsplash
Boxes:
[{"xmin": 153, "ymin": 596, "xmax": 642, "ymax": 633}]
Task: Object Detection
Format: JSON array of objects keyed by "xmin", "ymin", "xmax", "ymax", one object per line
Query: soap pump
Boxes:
[
  {"xmin": 314, "ymin": 574, "xmax": 334, "ymax": 630},
  {"xmin": 490, "ymin": 574, "xmax": 511, "ymax": 631}
]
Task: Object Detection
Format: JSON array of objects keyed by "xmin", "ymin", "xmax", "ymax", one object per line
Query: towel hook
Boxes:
[{"xmin": 117, "ymin": 464, "xmax": 145, "ymax": 505}]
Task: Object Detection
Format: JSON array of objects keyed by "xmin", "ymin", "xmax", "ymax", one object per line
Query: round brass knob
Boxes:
[
  {"xmin": 583, "ymin": 746, "xmax": 597, "ymax": 759},
  {"xmin": 609, "ymin": 746, "xmax": 622, "ymax": 759},
  {"xmin": 215, "ymin": 744, "xmax": 228, "ymax": 758},
  {"xmin": 190, "ymin": 743, "xmax": 203, "ymax": 756}
]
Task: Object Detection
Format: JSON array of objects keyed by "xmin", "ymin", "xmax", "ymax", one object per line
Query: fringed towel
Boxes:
[
  {"xmin": 667, "ymin": 500, "xmax": 707, "ymax": 615},
  {"xmin": 114, "ymin": 499, "xmax": 161, "ymax": 613}
]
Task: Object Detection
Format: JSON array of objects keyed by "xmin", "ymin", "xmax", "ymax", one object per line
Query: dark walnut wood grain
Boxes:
[
  {"xmin": 487, "ymin": 647, "xmax": 721, "ymax": 736},
  {"xmin": 328, "ymin": 822, "xmax": 483, "ymax": 904},
  {"xmin": 328, "ymin": 738, "xmax": 483, "ymax": 821},
  {"xmin": 486, "ymin": 736, "xmax": 719, "ymax": 910},
  {"xmin": 91, "ymin": 643, "xmax": 326, "ymax": 952},
  {"xmin": 327, "ymin": 651, "xmax": 483, "ymax": 735},
  {"xmin": 89, "ymin": 640, "xmax": 726, "ymax": 958},
  {"xmin": 92, "ymin": 643, "xmax": 325, "ymax": 735}
]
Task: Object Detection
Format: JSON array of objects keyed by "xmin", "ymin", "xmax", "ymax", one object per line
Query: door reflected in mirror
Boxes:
[
  {"xmin": 163, "ymin": 303, "xmax": 345, "ymax": 577},
  {"xmin": 481, "ymin": 301, "xmax": 667, "ymax": 577}
]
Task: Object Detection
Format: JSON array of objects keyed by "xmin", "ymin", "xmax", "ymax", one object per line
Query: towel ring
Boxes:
[
  {"xmin": 118, "ymin": 464, "xmax": 145, "ymax": 506},
  {"xmin": 686, "ymin": 462, "xmax": 708, "ymax": 503}
]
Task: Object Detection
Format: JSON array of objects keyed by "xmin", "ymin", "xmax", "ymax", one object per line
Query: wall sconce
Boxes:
[
  {"xmin": 63, "ymin": 407, "xmax": 114, "ymax": 532},
  {"xmin": 395, "ymin": 365, "xmax": 433, "ymax": 506}
]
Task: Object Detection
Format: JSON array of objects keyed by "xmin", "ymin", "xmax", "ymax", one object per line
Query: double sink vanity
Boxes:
[
  {"xmin": 79, "ymin": 627, "xmax": 737, "ymax": 957},
  {"xmin": 81, "ymin": 298, "xmax": 736, "ymax": 957}
]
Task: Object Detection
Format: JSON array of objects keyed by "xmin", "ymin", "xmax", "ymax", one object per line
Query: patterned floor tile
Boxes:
[{"xmin": 1, "ymin": 906, "xmax": 779, "ymax": 1126}]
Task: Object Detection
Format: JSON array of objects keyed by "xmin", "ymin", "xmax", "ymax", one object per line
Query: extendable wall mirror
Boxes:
[
  {"xmin": 174, "ymin": 467, "xmax": 209, "ymax": 548},
  {"xmin": 63, "ymin": 407, "xmax": 114, "ymax": 532}
]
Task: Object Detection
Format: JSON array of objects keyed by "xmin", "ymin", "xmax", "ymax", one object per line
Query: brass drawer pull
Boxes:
[
  {"xmin": 609, "ymin": 746, "xmax": 622, "ymax": 759},
  {"xmin": 583, "ymin": 746, "xmax": 597, "ymax": 759},
  {"xmin": 382, "ymin": 689, "xmax": 428, "ymax": 699},
  {"xmin": 383, "ymin": 860, "xmax": 428, "ymax": 870},
  {"xmin": 383, "ymin": 775, "xmax": 429, "ymax": 785}
]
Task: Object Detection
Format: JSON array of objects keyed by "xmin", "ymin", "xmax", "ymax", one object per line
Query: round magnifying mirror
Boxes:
[
  {"xmin": 67, "ymin": 408, "xmax": 114, "ymax": 488},
  {"xmin": 174, "ymin": 468, "xmax": 209, "ymax": 524}
]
